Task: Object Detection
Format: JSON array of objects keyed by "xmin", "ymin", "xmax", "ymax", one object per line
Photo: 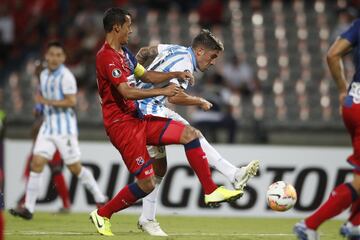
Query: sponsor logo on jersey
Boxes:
[
  {"xmin": 112, "ymin": 68, "xmax": 122, "ymax": 78},
  {"xmin": 136, "ymin": 156, "xmax": 145, "ymax": 166}
]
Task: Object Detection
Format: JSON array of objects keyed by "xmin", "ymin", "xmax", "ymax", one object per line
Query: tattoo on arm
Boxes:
[{"xmin": 136, "ymin": 46, "xmax": 158, "ymax": 68}]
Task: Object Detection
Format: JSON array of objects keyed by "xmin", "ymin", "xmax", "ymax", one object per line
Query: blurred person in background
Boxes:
[
  {"xmin": 133, "ymin": 29, "xmax": 259, "ymax": 236},
  {"xmin": 0, "ymin": 109, "xmax": 5, "ymax": 240},
  {"xmin": 9, "ymin": 41, "xmax": 107, "ymax": 220},
  {"xmin": 190, "ymin": 71, "xmax": 238, "ymax": 143},
  {"xmin": 222, "ymin": 54, "xmax": 258, "ymax": 98},
  {"xmin": 294, "ymin": 18, "xmax": 360, "ymax": 240},
  {"xmin": 12, "ymin": 60, "xmax": 71, "ymax": 213}
]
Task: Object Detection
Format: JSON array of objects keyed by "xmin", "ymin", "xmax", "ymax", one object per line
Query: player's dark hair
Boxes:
[
  {"xmin": 103, "ymin": 7, "xmax": 131, "ymax": 33},
  {"xmin": 192, "ymin": 29, "xmax": 224, "ymax": 51},
  {"xmin": 46, "ymin": 41, "xmax": 64, "ymax": 50}
]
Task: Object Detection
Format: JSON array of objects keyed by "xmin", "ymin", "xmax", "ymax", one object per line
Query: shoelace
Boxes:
[{"xmin": 147, "ymin": 221, "xmax": 162, "ymax": 231}]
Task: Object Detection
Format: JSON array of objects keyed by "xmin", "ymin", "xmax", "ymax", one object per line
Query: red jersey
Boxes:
[{"xmin": 96, "ymin": 42, "xmax": 141, "ymax": 129}]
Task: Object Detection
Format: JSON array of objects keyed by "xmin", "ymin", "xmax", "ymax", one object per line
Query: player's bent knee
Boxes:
[
  {"xmin": 180, "ymin": 126, "xmax": 198, "ymax": 144},
  {"xmin": 137, "ymin": 176, "xmax": 156, "ymax": 193},
  {"xmin": 31, "ymin": 155, "xmax": 48, "ymax": 173},
  {"xmin": 153, "ymin": 157, "xmax": 167, "ymax": 177},
  {"xmin": 67, "ymin": 162, "xmax": 82, "ymax": 176}
]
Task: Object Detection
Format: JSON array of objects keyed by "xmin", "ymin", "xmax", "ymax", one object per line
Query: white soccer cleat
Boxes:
[
  {"xmin": 293, "ymin": 221, "xmax": 320, "ymax": 240},
  {"xmin": 340, "ymin": 222, "xmax": 360, "ymax": 239},
  {"xmin": 233, "ymin": 160, "xmax": 260, "ymax": 190},
  {"xmin": 137, "ymin": 220, "xmax": 168, "ymax": 237}
]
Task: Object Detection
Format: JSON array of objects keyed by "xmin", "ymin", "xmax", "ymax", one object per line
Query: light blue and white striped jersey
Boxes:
[
  {"xmin": 136, "ymin": 44, "xmax": 197, "ymax": 115},
  {"xmin": 39, "ymin": 65, "xmax": 78, "ymax": 135}
]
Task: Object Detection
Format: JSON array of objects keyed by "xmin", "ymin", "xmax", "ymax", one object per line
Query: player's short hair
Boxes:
[
  {"xmin": 192, "ymin": 29, "xmax": 224, "ymax": 51},
  {"xmin": 46, "ymin": 41, "xmax": 64, "ymax": 51},
  {"xmin": 103, "ymin": 7, "xmax": 131, "ymax": 33}
]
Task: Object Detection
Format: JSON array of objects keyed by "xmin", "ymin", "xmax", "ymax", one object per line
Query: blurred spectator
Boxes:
[
  {"xmin": 190, "ymin": 72, "xmax": 237, "ymax": 143},
  {"xmin": 330, "ymin": 9, "xmax": 354, "ymax": 42},
  {"xmin": 198, "ymin": 0, "xmax": 223, "ymax": 28},
  {"xmin": 222, "ymin": 54, "xmax": 257, "ymax": 97},
  {"xmin": 0, "ymin": 5, "xmax": 14, "ymax": 45}
]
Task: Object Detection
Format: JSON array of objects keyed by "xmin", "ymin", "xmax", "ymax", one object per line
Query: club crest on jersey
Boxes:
[
  {"xmin": 136, "ymin": 156, "xmax": 145, "ymax": 166},
  {"xmin": 112, "ymin": 68, "xmax": 122, "ymax": 78}
]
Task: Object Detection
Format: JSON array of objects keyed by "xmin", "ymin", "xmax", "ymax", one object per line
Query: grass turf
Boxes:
[{"xmin": 5, "ymin": 211, "xmax": 345, "ymax": 240}]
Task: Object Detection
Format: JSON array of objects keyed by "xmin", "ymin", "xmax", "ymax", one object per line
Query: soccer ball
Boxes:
[{"xmin": 266, "ymin": 181, "xmax": 297, "ymax": 212}]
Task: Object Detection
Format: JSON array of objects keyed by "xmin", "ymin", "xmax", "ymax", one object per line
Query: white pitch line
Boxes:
[
  {"xmin": 5, "ymin": 231, "xmax": 84, "ymax": 235},
  {"xmin": 5, "ymin": 231, "xmax": 297, "ymax": 237},
  {"xmin": 170, "ymin": 233, "xmax": 295, "ymax": 237}
]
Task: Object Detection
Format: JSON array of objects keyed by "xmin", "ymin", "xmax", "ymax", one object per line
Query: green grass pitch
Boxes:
[{"xmin": 5, "ymin": 212, "xmax": 345, "ymax": 240}]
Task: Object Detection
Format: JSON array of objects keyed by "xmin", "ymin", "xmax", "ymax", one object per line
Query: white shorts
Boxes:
[
  {"xmin": 147, "ymin": 107, "xmax": 189, "ymax": 159},
  {"xmin": 33, "ymin": 133, "xmax": 81, "ymax": 165}
]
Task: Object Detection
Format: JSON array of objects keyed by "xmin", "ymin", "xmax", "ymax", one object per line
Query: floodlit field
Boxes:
[{"xmin": 5, "ymin": 212, "xmax": 345, "ymax": 240}]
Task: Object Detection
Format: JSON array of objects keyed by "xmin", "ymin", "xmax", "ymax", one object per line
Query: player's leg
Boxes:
[
  {"xmin": 90, "ymin": 121, "xmax": 155, "ymax": 236},
  {"xmin": 16, "ymin": 153, "xmax": 33, "ymax": 208},
  {"xmin": 196, "ymin": 129, "xmax": 259, "ymax": 190},
  {"xmin": 145, "ymin": 116, "xmax": 243, "ymax": 206},
  {"xmin": 138, "ymin": 146, "xmax": 168, "ymax": 236},
  {"xmin": 295, "ymin": 103, "xmax": 360, "ymax": 240},
  {"xmin": 10, "ymin": 134, "xmax": 55, "ymax": 219},
  {"xmin": 57, "ymin": 135, "xmax": 107, "ymax": 205},
  {"xmin": 66, "ymin": 162, "xmax": 107, "ymax": 205},
  {"xmin": 48, "ymin": 151, "xmax": 71, "ymax": 211},
  {"xmin": 340, "ymin": 184, "xmax": 360, "ymax": 239},
  {"xmin": 163, "ymin": 108, "xmax": 259, "ymax": 190}
]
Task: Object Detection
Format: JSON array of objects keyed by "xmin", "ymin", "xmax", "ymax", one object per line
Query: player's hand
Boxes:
[
  {"xmin": 338, "ymin": 91, "xmax": 347, "ymax": 116},
  {"xmin": 199, "ymin": 98, "xmax": 213, "ymax": 111},
  {"xmin": 176, "ymin": 71, "xmax": 195, "ymax": 86},
  {"xmin": 35, "ymin": 94, "xmax": 49, "ymax": 105},
  {"xmin": 163, "ymin": 84, "xmax": 180, "ymax": 97}
]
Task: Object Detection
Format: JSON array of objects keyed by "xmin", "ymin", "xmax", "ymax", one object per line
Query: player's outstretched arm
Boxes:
[
  {"xmin": 136, "ymin": 46, "xmax": 158, "ymax": 68},
  {"xmin": 35, "ymin": 94, "xmax": 76, "ymax": 108},
  {"xmin": 327, "ymin": 37, "xmax": 352, "ymax": 96},
  {"xmin": 168, "ymin": 88, "xmax": 213, "ymax": 111},
  {"xmin": 117, "ymin": 82, "xmax": 180, "ymax": 100},
  {"xmin": 139, "ymin": 70, "xmax": 194, "ymax": 86}
]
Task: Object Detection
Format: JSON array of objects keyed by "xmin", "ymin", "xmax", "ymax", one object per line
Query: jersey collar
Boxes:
[{"xmin": 187, "ymin": 47, "xmax": 199, "ymax": 72}]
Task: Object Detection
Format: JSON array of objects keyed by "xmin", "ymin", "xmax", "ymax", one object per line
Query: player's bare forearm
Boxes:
[
  {"xmin": 136, "ymin": 46, "xmax": 158, "ymax": 67},
  {"xmin": 168, "ymin": 89, "xmax": 212, "ymax": 110},
  {"xmin": 168, "ymin": 89, "xmax": 203, "ymax": 106},
  {"xmin": 117, "ymin": 82, "xmax": 180, "ymax": 100},
  {"xmin": 327, "ymin": 38, "xmax": 352, "ymax": 93},
  {"xmin": 36, "ymin": 94, "xmax": 76, "ymax": 108},
  {"xmin": 141, "ymin": 71, "xmax": 194, "ymax": 85}
]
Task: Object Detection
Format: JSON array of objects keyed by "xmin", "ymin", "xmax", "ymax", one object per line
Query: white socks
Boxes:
[
  {"xmin": 78, "ymin": 167, "xmax": 106, "ymax": 203},
  {"xmin": 140, "ymin": 176, "xmax": 163, "ymax": 222},
  {"xmin": 25, "ymin": 172, "xmax": 42, "ymax": 213},
  {"xmin": 199, "ymin": 137, "xmax": 237, "ymax": 182}
]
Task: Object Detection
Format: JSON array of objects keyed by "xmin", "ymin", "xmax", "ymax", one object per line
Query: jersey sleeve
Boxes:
[
  {"xmin": 103, "ymin": 54, "xmax": 128, "ymax": 86},
  {"xmin": 157, "ymin": 44, "xmax": 172, "ymax": 53},
  {"xmin": 340, "ymin": 19, "xmax": 360, "ymax": 46},
  {"xmin": 168, "ymin": 58, "xmax": 193, "ymax": 90},
  {"xmin": 62, "ymin": 71, "xmax": 77, "ymax": 95}
]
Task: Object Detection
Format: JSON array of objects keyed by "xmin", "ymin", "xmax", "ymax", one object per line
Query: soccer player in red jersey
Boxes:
[
  {"xmin": 294, "ymin": 19, "xmax": 360, "ymax": 240},
  {"xmin": 90, "ymin": 8, "xmax": 244, "ymax": 236}
]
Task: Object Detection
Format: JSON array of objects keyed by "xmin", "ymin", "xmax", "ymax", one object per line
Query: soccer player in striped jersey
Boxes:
[
  {"xmin": 133, "ymin": 30, "xmax": 260, "ymax": 236},
  {"xmin": 90, "ymin": 8, "xmax": 245, "ymax": 237},
  {"xmin": 9, "ymin": 41, "xmax": 107, "ymax": 220}
]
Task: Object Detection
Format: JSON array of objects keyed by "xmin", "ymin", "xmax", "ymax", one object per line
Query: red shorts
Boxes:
[
  {"xmin": 106, "ymin": 115, "xmax": 185, "ymax": 179},
  {"xmin": 342, "ymin": 98, "xmax": 360, "ymax": 174}
]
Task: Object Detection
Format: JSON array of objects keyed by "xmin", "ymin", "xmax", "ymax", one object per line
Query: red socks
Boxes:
[
  {"xmin": 305, "ymin": 183, "xmax": 358, "ymax": 229},
  {"xmin": 184, "ymin": 139, "xmax": 217, "ymax": 194},
  {"xmin": 98, "ymin": 183, "xmax": 147, "ymax": 219},
  {"xmin": 53, "ymin": 173, "xmax": 71, "ymax": 209}
]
